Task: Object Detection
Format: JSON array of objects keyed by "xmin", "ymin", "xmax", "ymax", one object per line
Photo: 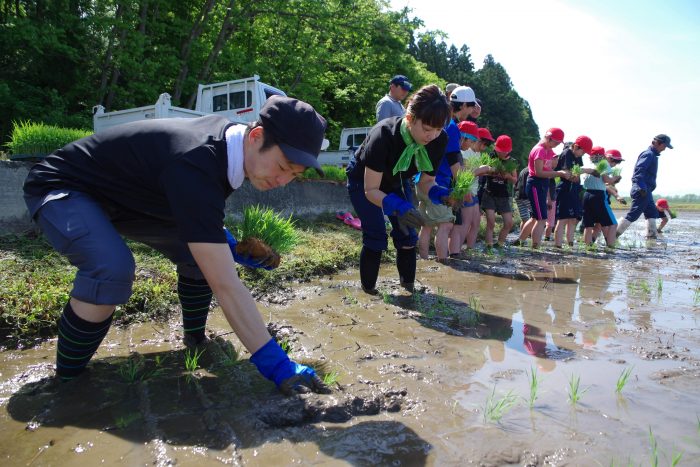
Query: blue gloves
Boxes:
[
  {"xmin": 428, "ymin": 184, "xmax": 452, "ymax": 205},
  {"xmin": 382, "ymin": 193, "xmax": 426, "ymax": 233},
  {"xmin": 223, "ymin": 227, "xmax": 275, "ymax": 270},
  {"xmin": 382, "ymin": 193, "xmax": 413, "ymax": 217},
  {"xmin": 250, "ymin": 338, "xmax": 330, "ymax": 395}
]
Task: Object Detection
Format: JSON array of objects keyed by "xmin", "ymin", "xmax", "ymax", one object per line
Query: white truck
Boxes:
[
  {"xmin": 92, "ymin": 75, "xmax": 369, "ymax": 167},
  {"xmin": 92, "ymin": 75, "xmax": 286, "ymax": 133}
]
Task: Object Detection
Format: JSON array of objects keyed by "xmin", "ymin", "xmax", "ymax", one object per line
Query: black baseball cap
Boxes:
[
  {"xmin": 259, "ymin": 95, "xmax": 327, "ymax": 175},
  {"xmin": 653, "ymin": 134, "xmax": 673, "ymax": 149}
]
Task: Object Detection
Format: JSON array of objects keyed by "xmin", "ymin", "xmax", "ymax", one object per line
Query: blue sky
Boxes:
[{"xmin": 390, "ymin": 0, "xmax": 700, "ymax": 196}]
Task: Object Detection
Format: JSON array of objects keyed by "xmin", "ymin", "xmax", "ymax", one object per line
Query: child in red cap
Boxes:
[
  {"xmin": 655, "ymin": 198, "xmax": 672, "ymax": 233},
  {"xmin": 482, "ymin": 135, "xmax": 518, "ymax": 248}
]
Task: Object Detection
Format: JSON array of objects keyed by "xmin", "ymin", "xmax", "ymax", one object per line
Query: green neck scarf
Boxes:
[{"xmin": 392, "ymin": 119, "xmax": 433, "ymax": 176}]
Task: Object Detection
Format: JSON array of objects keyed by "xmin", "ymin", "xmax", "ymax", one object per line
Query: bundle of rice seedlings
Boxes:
[
  {"xmin": 233, "ymin": 206, "xmax": 299, "ymax": 268},
  {"xmin": 502, "ymin": 158, "xmax": 518, "ymax": 173},
  {"xmin": 450, "ymin": 169, "xmax": 476, "ymax": 202},
  {"xmin": 595, "ymin": 159, "xmax": 610, "ymax": 175},
  {"xmin": 610, "ymin": 167, "xmax": 622, "ymax": 177},
  {"xmin": 570, "ymin": 165, "xmax": 583, "ymax": 177},
  {"xmin": 670, "ymin": 209, "xmax": 677, "ymax": 219},
  {"xmin": 6, "ymin": 120, "xmax": 92, "ymax": 156}
]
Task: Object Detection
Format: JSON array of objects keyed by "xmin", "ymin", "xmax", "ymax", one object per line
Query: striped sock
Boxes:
[
  {"xmin": 56, "ymin": 301, "xmax": 113, "ymax": 381},
  {"xmin": 178, "ymin": 275, "xmax": 212, "ymax": 344}
]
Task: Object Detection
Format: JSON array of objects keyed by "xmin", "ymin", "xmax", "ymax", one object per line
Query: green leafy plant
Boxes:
[
  {"xmin": 567, "ymin": 373, "xmax": 588, "ymax": 405},
  {"xmin": 468, "ymin": 294, "xmax": 481, "ymax": 311},
  {"xmin": 299, "ymin": 165, "xmax": 347, "ymax": 182},
  {"xmin": 526, "ymin": 366, "xmax": 541, "ymax": 408},
  {"xmin": 570, "ymin": 164, "xmax": 583, "ymax": 177},
  {"xmin": 322, "ymin": 370, "xmax": 339, "ymax": 386},
  {"xmin": 483, "ymin": 386, "xmax": 518, "ymax": 422},
  {"xmin": 184, "ymin": 347, "xmax": 205, "ymax": 372},
  {"xmin": 615, "ymin": 366, "xmax": 634, "ymax": 394},
  {"xmin": 235, "ymin": 205, "xmax": 299, "ymax": 254},
  {"xmin": 450, "ymin": 168, "xmax": 476, "ymax": 202},
  {"xmin": 6, "ymin": 120, "xmax": 92, "ymax": 157}
]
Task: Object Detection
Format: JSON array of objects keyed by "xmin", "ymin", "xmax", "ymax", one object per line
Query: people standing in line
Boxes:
[
  {"xmin": 376, "ymin": 75, "xmax": 412, "ymax": 122},
  {"xmin": 552, "ymin": 136, "xmax": 593, "ymax": 248},
  {"xmin": 482, "ymin": 135, "xmax": 517, "ymax": 249},
  {"xmin": 581, "ymin": 146, "xmax": 620, "ymax": 247},
  {"xmin": 452, "ymin": 120, "xmax": 491, "ymax": 251},
  {"xmin": 513, "ymin": 128, "xmax": 570, "ymax": 248},
  {"xmin": 415, "ymin": 86, "xmax": 479, "ymax": 261},
  {"xmin": 22, "ymin": 96, "xmax": 330, "ymax": 394},
  {"xmin": 616, "ymin": 134, "xmax": 673, "ymax": 239},
  {"xmin": 347, "ymin": 85, "xmax": 452, "ymax": 294},
  {"xmin": 655, "ymin": 198, "xmax": 673, "ymax": 233}
]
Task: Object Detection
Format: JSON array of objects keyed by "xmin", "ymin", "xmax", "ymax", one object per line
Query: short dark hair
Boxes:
[
  {"xmin": 246, "ymin": 120, "xmax": 278, "ymax": 151},
  {"xmin": 450, "ymin": 100, "xmax": 475, "ymax": 112},
  {"xmin": 406, "ymin": 84, "xmax": 450, "ymax": 129}
]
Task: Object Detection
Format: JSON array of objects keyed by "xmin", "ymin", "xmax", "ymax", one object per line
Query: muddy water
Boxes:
[{"xmin": 1, "ymin": 213, "xmax": 699, "ymax": 466}]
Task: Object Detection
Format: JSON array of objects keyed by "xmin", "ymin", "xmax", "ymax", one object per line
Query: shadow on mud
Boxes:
[{"xmin": 6, "ymin": 346, "xmax": 431, "ymax": 465}]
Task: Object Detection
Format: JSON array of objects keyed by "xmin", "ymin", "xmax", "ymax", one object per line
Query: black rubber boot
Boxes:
[
  {"xmin": 396, "ymin": 247, "xmax": 416, "ymax": 292},
  {"xmin": 360, "ymin": 246, "xmax": 382, "ymax": 294}
]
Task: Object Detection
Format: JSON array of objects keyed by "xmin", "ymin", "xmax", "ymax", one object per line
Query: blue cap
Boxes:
[{"xmin": 390, "ymin": 75, "xmax": 412, "ymax": 91}]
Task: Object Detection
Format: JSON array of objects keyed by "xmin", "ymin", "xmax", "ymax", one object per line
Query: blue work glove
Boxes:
[
  {"xmin": 382, "ymin": 193, "xmax": 426, "ymax": 233},
  {"xmin": 250, "ymin": 338, "xmax": 331, "ymax": 395},
  {"xmin": 223, "ymin": 227, "xmax": 276, "ymax": 270},
  {"xmin": 428, "ymin": 184, "xmax": 452, "ymax": 205}
]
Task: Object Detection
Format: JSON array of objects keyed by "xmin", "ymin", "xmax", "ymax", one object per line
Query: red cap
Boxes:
[
  {"xmin": 590, "ymin": 146, "xmax": 605, "ymax": 156},
  {"xmin": 457, "ymin": 120, "xmax": 479, "ymax": 139},
  {"xmin": 545, "ymin": 127, "xmax": 564, "ymax": 143},
  {"xmin": 478, "ymin": 127, "xmax": 495, "ymax": 142},
  {"xmin": 656, "ymin": 198, "xmax": 669, "ymax": 210},
  {"xmin": 574, "ymin": 135, "xmax": 593, "ymax": 154},
  {"xmin": 494, "ymin": 135, "xmax": 513, "ymax": 153},
  {"xmin": 605, "ymin": 148, "xmax": 624, "ymax": 161}
]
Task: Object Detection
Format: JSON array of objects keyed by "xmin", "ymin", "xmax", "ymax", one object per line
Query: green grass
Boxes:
[
  {"xmin": 525, "ymin": 366, "xmax": 541, "ymax": 408},
  {"xmin": 483, "ymin": 386, "xmax": 518, "ymax": 423},
  {"xmin": 118, "ymin": 356, "xmax": 146, "ymax": 383},
  {"xmin": 567, "ymin": 373, "xmax": 588, "ymax": 405},
  {"xmin": 184, "ymin": 347, "xmax": 205, "ymax": 372},
  {"xmin": 279, "ymin": 338, "xmax": 292, "ymax": 354},
  {"xmin": 232, "ymin": 205, "xmax": 299, "ymax": 253},
  {"xmin": 615, "ymin": 366, "xmax": 634, "ymax": 394},
  {"xmin": 5, "ymin": 120, "xmax": 92, "ymax": 157},
  {"xmin": 299, "ymin": 165, "xmax": 347, "ymax": 182}
]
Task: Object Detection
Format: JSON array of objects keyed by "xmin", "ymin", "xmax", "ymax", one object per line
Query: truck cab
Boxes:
[{"xmin": 195, "ymin": 75, "xmax": 286, "ymax": 124}]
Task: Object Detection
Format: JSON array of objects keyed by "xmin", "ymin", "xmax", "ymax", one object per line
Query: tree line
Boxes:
[{"xmin": 0, "ymin": 0, "xmax": 539, "ymax": 164}]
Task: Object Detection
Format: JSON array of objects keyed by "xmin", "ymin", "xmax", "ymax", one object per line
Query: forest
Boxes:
[{"xmin": 0, "ymin": 0, "xmax": 540, "ymax": 164}]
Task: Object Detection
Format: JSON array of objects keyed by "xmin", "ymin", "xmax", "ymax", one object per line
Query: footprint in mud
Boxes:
[{"xmin": 255, "ymin": 384, "xmax": 411, "ymax": 428}]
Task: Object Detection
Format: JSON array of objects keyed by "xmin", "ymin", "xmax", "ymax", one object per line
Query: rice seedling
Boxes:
[
  {"xmin": 570, "ymin": 164, "xmax": 583, "ymax": 177},
  {"xmin": 468, "ymin": 294, "xmax": 481, "ymax": 311},
  {"xmin": 648, "ymin": 427, "xmax": 658, "ymax": 467},
  {"xmin": 656, "ymin": 276, "xmax": 663, "ymax": 297},
  {"xmin": 638, "ymin": 279, "xmax": 651, "ymax": 294},
  {"xmin": 525, "ymin": 366, "xmax": 541, "ymax": 408},
  {"xmin": 567, "ymin": 373, "xmax": 588, "ymax": 405},
  {"xmin": 615, "ymin": 366, "xmax": 634, "ymax": 394},
  {"xmin": 382, "ymin": 291, "xmax": 392, "ymax": 304},
  {"xmin": 595, "ymin": 159, "xmax": 611, "ymax": 175},
  {"xmin": 218, "ymin": 340, "xmax": 241, "ymax": 367},
  {"xmin": 237, "ymin": 205, "xmax": 300, "ymax": 254},
  {"xmin": 610, "ymin": 167, "xmax": 622, "ymax": 177},
  {"xmin": 450, "ymin": 168, "xmax": 476, "ymax": 202},
  {"xmin": 322, "ymin": 370, "xmax": 339, "ymax": 386},
  {"xmin": 6, "ymin": 120, "xmax": 92, "ymax": 156},
  {"xmin": 184, "ymin": 347, "xmax": 205, "ymax": 372},
  {"xmin": 671, "ymin": 451, "xmax": 683, "ymax": 467},
  {"xmin": 114, "ymin": 412, "xmax": 141, "ymax": 430},
  {"xmin": 118, "ymin": 356, "xmax": 146, "ymax": 383},
  {"xmin": 483, "ymin": 386, "xmax": 519, "ymax": 423},
  {"xmin": 279, "ymin": 338, "xmax": 292, "ymax": 354},
  {"xmin": 342, "ymin": 287, "xmax": 359, "ymax": 305},
  {"xmin": 694, "ymin": 285, "xmax": 700, "ymax": 306}
]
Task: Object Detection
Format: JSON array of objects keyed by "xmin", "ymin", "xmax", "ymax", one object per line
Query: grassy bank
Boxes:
[
  {"xmin": 0, "ymin": 214, "xmax": 364, "ymax": 346},
  {"xmin": 609, "ymin": 199, "xmax": 700, "ymax": 212}
]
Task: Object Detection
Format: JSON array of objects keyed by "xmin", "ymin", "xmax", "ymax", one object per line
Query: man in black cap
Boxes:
[
  {"xmin": 376, "ymin": 74, "xmax": 412, "ymax": 122},
  {"xmin": 617, "ymin": 134, "xmax": 673, "ymax": 238},
  {"xmin": 23, "ymin": 95, "xmax": 329, "ymax": 395}
]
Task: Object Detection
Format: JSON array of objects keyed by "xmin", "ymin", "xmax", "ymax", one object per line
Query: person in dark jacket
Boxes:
[
  {"xmin": 616, "ymin": 134, "xmax": 673, "ymax": 238},
  {"xmin": 23, "ymin": 96, "xmax": 330, "ymax": 395}
]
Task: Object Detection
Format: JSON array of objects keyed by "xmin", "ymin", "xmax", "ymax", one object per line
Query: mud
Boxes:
[{"xmin": 1, "ymin": 212, "xmax": 700, "ymax": 465}]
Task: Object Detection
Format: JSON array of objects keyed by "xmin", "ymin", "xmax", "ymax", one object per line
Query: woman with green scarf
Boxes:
[{"xmin": 346, "ymin": 84, "xmax": 452, "ymax": 295}]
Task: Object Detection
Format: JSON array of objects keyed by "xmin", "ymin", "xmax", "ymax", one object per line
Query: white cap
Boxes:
[{"xmin": 450, "ymin": 86, "xmax": 477, "ymax": 103}]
